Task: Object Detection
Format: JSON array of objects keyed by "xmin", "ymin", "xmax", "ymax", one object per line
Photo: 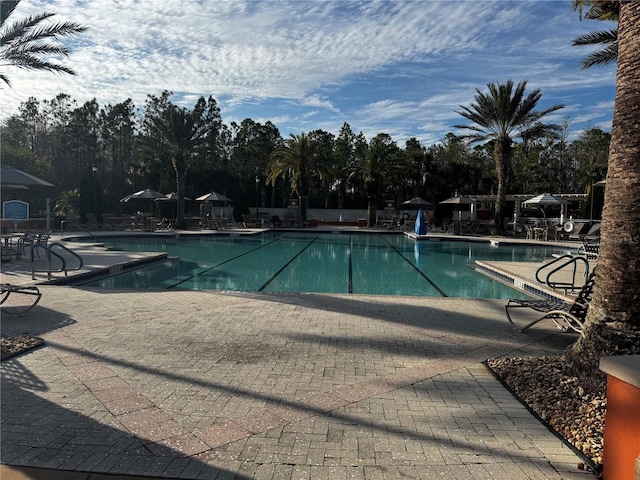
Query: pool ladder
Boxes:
[
  {"xmin": 535, "ymin": 254, "xmax": 590, "ymax": 292},
  {"xmin": 30, "ymin": 242, "xmax": 84, "ymax": 280}
]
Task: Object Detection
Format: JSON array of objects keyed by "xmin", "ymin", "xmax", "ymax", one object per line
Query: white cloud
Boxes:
[{"xmin": 1, "ymin": 0, "xmax": 615, "ymax": 146}]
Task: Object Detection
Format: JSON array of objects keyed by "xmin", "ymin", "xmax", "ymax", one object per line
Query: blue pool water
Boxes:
[{"xmin": 81, "ymin": 233, "xmax": 560, "ymax": 299}]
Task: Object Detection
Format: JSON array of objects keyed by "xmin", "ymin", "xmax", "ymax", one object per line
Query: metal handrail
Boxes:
[
  {"xmin": 61, "ymin": 220, "xmax": 98, "ymax": 240},
  {"xmin": 48, "ymin": 242, "xmax": 83, "ymax": 274},
  {"xmin": 30, "ymin": 242, "xmax": 83, "ymax": 280},
  {"xmin": 535, "ymin": 254, "xmax": 590, "ymax": 292}
]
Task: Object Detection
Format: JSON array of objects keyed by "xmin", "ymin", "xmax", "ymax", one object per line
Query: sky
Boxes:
[{"xmin": 1, "ymin": 0, "xmax": 617, "ymax": 147}]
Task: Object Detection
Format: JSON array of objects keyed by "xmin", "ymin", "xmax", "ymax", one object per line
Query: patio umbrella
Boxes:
[
  {"xmin": 1, "ymin": 163, "xmax": 54, "ymax": 189},
  {"xmin": 155, "ymin": 193, "xmax": 191, "ymax": 219},
  {"xmin": 120, "ymin": 188, "xmax": 166, "ymax": 202},
  {"xmin": 195, "ymin": 192, "xmax": 232, "ymax": 203},
  {"xmin": 414, "ymin": 208, "xmax": 427, "ymax": 236},
  {"xmin": 439, "ymin": 196, "xmax": 477, "ymax": 221},
  {"xmin": 439, "ymin": 196, "xmax": 476, "ymax": 205},
  {"xmin": 401, "ymin": 197, "xmax": 432, "ymax": 207},
  {"xmin": 120, "ymin": 188, "xmax": 165, "ymax": 215},
  {"xmin": 523, "ymin": 193, "xmax": 568, "ymax": 220},
  {"xmin": 196, "ymin": 191, "xmax": 232, "ymax": 218},
  {"xmin": 156, "ymin": 192, "xmax": 192, "ymax": 201},
  {"xmin": 522, "ymin": 193, "xmax": 569, "ymax": 206}
]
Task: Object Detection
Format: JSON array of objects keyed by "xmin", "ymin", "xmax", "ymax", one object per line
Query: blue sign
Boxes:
[{"xmin": 3, "ymin": 200, "xmax": 29, "ymax": 220}]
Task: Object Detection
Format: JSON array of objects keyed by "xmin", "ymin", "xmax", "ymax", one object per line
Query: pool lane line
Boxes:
[
  {"xmin": 258, "ymin": 235, "xmax": 320, "ymax": 291},
  {"xmin": 380, "ymin": 237, "xmax": 448, "ymax": 297},
  {"xmin": 166, "ymin": 234, "xmax": 288, "ymax": 289}
]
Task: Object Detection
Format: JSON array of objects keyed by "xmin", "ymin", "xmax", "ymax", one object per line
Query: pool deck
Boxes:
[{"xmin": 1, "ymin": 231, "xmax": 595, "ymax": 480}]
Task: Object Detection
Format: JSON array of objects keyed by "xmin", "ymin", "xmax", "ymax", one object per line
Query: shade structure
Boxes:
[
  {"xmin": 522, "ymin": 193, "xmax": 569, "ymax": 206},
  {"xmin": 196, "ymin": 192, "xmax": 232, "ymax": 203},
  {"xmin": 401, "ymin": 197, "xmax": 432, "ymax": 207},
  {"xmin": 439, "ymin": 196, "xmax": 476, "ymax": 205},
  {"xmin": 156, "ymin": 192, "xmax": 192, "ymax": 201},
  {"xmin": 120, "ymin": 188, "xmax": 165, "ymax": 202},
  {"xmin": 1, "ymin": 163, "xmax": 54, "ymax": 189},
  {"xmin": 414, "ymin": 208, "xmax": 427, "ymax": 236}
]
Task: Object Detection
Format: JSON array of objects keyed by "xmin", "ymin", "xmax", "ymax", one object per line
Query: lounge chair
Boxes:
[
  {"xmin": 85, "ymin": 213, "xmax": 104, "ymax": 230},
  {"xmin": 505, "ymin": 269, "xmax": 596, "ymax": 333},
  {"xmin": 1, "ymin": 284, "xmax": 42, "ymax": 315},
  {"xmin": 569, "ymin": 222, "xmax": 600, "ymax": 241},
  {"xmin": 558, "ymin": 221, "xmax": 588, "ymax": 241},
  {"xmin": 581, "ymin": 223, "xmax": 601, "ymax": 242}
]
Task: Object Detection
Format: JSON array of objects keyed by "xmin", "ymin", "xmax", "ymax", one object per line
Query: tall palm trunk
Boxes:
[
  {"xmin": 566, "ymin": 2, "xmax": 640, "ymax": 379},
  {"xmin": 494, "ymin": 138, "xmax": 511, "ymax": 231},
  {"xmin": 367, "ymin": 194, "xmax": 377, "ymax": 227},
  {"xmin": 173, "ymin": 155, "xmax": 187, "ymax": 229}
]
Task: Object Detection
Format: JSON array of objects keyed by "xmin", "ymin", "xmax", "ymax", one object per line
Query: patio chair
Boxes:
[
  {"xmin": 558, "ymin": 221, "xmax": 588, "ymax": 241},
  {"xmin": 1, "ymin": 284, "xmax": 42, "ymax": 315},
  {"xmin": 505, "ymin": 269, "xmax": 596, "ymax": 333},
  {"xmin": 16, "ymin": 231, "xmax": 36, "ymax": 259},
  {"xmin": 85, "ymin": 213, "xmax": 104, "ymax": 230},
  {"xmin": 536, "ymin": 222, "xmax": 558, "ymax": 241},
  {"xmin": 576, "ymin": 223, "xmax": 601, "ymax": 242}
]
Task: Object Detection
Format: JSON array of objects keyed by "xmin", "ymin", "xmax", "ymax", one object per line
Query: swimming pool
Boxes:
[{"xmin": 80, "ymin": 233, "xmax": 560, "ymax": 298}]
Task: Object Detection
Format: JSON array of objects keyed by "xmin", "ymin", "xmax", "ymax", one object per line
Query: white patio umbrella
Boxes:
[
  {"xmin": 196, "ymin": 192, "xmax": 232, "ymax": 218},
  {"xmin": 522, "ymin": 193, "xmax": 569, "ymax": 206},
  {"xmin": 439, "ymin": 196, "xmax": 476, "ymax": 205},
  {"xmin": 439, "ymin": 196, "xmax": 477, "ymax": 221},
  {"xmin": 522, "ymin": 193, "xmax": 568, "ymax": 220}
]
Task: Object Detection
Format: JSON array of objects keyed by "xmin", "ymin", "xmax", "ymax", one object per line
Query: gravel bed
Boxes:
[
  {"xmin": 487, "ymin": 355, "xmax": 604, "ymax": 476},
  {"xmin": 1, "ymin": 334, "xmax": 44, "ymax": 361}
]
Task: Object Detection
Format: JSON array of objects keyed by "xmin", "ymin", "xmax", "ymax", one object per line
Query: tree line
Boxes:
[{"xmin": 0, "ymin": 89, "xmax": 609, "ymax": 227}]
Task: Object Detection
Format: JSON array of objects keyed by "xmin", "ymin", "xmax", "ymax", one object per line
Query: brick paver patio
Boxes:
[{"xmin": 1, "ymin": 234, "xmax": 594, "ymax": 479}]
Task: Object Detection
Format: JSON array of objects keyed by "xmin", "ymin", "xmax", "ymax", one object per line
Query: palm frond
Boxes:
[
  {"xmin": 581, "ymin": 44, "xmax": 618, "ymax": 68},
  {"xmin": 0, "ymin": 7, "xmax": 86, "ymax": 85},
  {"xmin": 573, "ymin": 28, "xmax": 617, "ymax": 46}
]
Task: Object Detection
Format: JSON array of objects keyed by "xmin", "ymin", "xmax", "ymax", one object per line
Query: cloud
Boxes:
[{"xmin": 1, "ymin": 0, "xmax": 615, "ymax": 147}]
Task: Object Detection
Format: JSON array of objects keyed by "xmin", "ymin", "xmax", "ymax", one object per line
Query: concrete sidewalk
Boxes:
[{"xmin": 1, "ymin": 235, "xmax": 594, "ymax": 479}]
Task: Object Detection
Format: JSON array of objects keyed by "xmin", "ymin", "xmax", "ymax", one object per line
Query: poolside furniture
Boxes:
[
  {"xmin": 572, "ymin": 222, "xmax": 601, "ymax": 242},
  {"xmin": 578, "ymin": 240, "xmax": 599, "ymax": 261},
  {"xmin": 505, "ymin": 269, "xmax": 596, "ymax": 333},
  {"xmin": 564, "ymin": 221, "xmax": 589, "ymax": 239},
  {"xmin": 1, "ymin": 284, "xmax": 42, "ymax": 315},
  {"xmin": 535, "ymin": 222, "xmax": 558, "ymax": 241},
  {"xmin": 15, "ymin": 231, "xmax": 50, "ymax": 259},
  {"xmin": 1, "ymin": 233, "xmax": 23, "ymax": 261}
]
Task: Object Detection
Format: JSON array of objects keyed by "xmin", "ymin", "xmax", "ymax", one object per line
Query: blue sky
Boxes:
[{"xmin": 2, "ymin": 0, "xmax": 616, "ymax": 146}]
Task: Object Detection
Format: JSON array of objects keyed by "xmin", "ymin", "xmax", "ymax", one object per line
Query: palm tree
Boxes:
[
  {"xmin": 345, "ymin": 133, "xmax": 403, "ymax": 227},
  {"xmin": 266, "ymin": 132, "xmax": 331, "ymax": 221},
  {"xmin": 454, "ymin": 80, "xmax": 564, "ymax": 230},
  {"xmin": 0, "ymin": 0, "xmax": 87, "ymax": 86},
  {"xmin": 566, "ymin": 2, "xmax": 640, "ymax": 383},
  {"xmin": 572, "ymin": 0, "xmax": 619, "ymax": 69},
  {"xmin": 143, "ymin": 95, "xmax": 219, "ymax": 229}
]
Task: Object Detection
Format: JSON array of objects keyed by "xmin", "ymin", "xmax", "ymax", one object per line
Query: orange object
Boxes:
[{"xmin": 600, "ymin": 356, "xmax": 640, "ymax": 480}]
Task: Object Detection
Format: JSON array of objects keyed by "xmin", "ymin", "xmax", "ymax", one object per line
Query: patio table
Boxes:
[{"xmin": 1, "ymin": 233, "xmax": 23, "ymax": 261}]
